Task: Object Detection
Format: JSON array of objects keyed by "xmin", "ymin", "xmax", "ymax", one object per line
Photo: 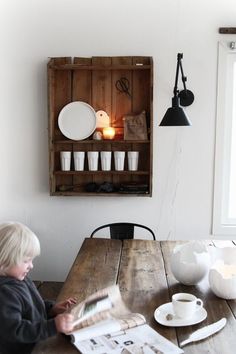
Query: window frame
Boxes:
[{"xmin": 212, "ymin": 41, "xmax": 236, "ymax": 236}]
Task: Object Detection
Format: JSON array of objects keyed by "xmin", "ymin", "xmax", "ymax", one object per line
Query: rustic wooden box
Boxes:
[{"xmin": 48, "ymin": 56, "xmax": 153, "ymax": 196}]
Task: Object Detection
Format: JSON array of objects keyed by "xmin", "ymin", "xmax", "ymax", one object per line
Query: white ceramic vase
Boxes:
[
  {"xmin": 170, "ymin": 241, "xmax": 211, "ymax": 285},
  {"xmin": 209, "ymin": 247, "xmax": 236, "ymax": 300}
]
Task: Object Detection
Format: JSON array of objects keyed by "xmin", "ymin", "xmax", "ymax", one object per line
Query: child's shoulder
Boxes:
[
  {"xmin": 0, "ymin": 276, "xmax": 30, "ymax": 291},
  {"xmin": 0, "ymin": 275, "xmax": 20, "ymax": 286}
]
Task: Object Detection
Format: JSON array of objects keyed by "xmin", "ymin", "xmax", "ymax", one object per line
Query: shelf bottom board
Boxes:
[{"xmin": 51, "ymin": 192, "xmax": 151, "ymax": 197}]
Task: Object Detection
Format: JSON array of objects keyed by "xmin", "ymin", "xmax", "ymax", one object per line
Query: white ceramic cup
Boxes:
[
  {"xmin": 128, "ymin": 151, "xmax": 139, "ymax": 171},
  {"xmin": 114, "ymin": 151, "xmax": 125, "ymax": 171},
  {"xmin": 100, "ymin": 151, "xmax": 112, "ymax": 171},
  {"xmin": 87, "ymin": 151, "xmax": 99, "ymax": 171},
  {"xmin": 60, "ymin": 151, "xmax": 71, "ymax": 171},
  {"xmin": 172, "ymin": 293, "xmax": 203, "ymax": 319},
  {"xmin": 73, "ymin": 151, "xmax": 85, "ymax": 171}
]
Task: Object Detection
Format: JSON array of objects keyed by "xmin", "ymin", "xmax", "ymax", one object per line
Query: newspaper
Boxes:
[
  {"xmin": 74, "ymin": 324, "xmax": 183, "ymax": 354},
  {"xmin": 68, "ymin": 286, "xmax": 183, "ymax": 354},
  {"xmin": 70, "ymin": 285, "xmax": 136, "ymax": 331}
]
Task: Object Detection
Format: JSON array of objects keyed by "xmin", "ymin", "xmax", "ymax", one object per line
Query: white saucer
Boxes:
[{"xmin": 154, "ymin": 302, "xmax": 207, "ymax": 327}]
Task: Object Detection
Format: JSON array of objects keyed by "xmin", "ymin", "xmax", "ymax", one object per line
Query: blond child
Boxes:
[{"xmin": 0, "ymin": 222, "xmax": 76, "ymax": 354}]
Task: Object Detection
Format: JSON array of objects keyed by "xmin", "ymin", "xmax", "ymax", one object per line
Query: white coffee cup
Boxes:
[
  {"xmin": 172, "ymin": 293, "xmax": 203, "ymax": 319},
  {"xmin": 60, "ymin": 151, "xmax": 71, "ymax": 171},
  {"xmin": 114, "ymin": 151, "xmax": 125, "ymax": 171},
  {"xmin": 87, "ymin": 151, "xmax": 99, "ymax": 171},
  {"xmin": 73, "ymin": 151, "xmax": 85, "ymax": 171},
  {"xmin": 128, "ymin": 151, "xmax": 139, "ymax": 171},
  {"xmin": 100, "ymin": 151, "xmax": 112, "ymax": 171}
]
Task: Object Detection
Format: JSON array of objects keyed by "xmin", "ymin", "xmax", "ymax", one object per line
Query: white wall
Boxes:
[{"xmin": 1, "ymin": 0, "xmax": 236, "ymax": 280}]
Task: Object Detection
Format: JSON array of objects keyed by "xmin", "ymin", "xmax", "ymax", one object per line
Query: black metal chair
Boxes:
[{"xmin": 90, "ymin": 222, "xmax": 156, "ymax": 240}]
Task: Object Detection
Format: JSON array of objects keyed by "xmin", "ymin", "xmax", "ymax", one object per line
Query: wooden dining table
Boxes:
[{"xmin": 33, "ymin": 238, "xmax": 236, "ymax": 354}]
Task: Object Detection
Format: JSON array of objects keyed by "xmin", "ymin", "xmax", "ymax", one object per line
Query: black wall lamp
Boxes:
[{"xmin": 159, "ymin": 53, "xmax": 194, "ymax": 126}]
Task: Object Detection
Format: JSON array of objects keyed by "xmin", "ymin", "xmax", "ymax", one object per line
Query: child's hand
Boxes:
[
  {"xmin": 54, "ymin": 313, "xmax": 75, "ymax": 334},
  {"xmin": 51, "ymin": 297, "xmax": 77, "ymax": 315}
]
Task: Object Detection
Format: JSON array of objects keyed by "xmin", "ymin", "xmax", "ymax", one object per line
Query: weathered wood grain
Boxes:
[
  {"xmin": 119, "ymin": 240, "xmax": 178, "ymax": 344},
  {"xmin": 37, "ymin": 282, "xmax": 63, "ymax": 302},
  {"xmin": 219, "ymin": 27, "xmax": 236, "ymax": 34},
  {"xmin": 33, "ymin": 239, "xmax": 236, "ymax": 354},
  {"xmin": 57, "ymin": 238, "xmax": 122, "ymax": 302}
]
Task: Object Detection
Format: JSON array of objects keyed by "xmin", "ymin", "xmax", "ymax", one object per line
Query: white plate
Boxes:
[
  {"xmin": 154, "ymin": 302, "xmax": 207, "ymax": 327},
  {"xmin": 58, "ymin": 101, "xmax": 96, "ymax": 140}
]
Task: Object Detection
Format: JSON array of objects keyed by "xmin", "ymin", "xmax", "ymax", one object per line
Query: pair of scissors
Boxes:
[{"xmin": 115, "ymin": 77, "xmax": 132, "ymax": 98}]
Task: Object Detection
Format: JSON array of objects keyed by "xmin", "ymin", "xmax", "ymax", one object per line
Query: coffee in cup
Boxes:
[{"xmin": 172, "ymin": 292, "xmax": 203, "ymax": 319}]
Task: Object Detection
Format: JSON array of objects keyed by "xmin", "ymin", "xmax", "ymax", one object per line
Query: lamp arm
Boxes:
[
  {"xmin": 179, "ymin": 60, "xmax": 187, "ymax": 92},
  {"xmin": 177, "ymin": 53, "xmax": 194, "ymax": 107},
  {"xmin": 173, "ymin": 53, "xmax": 182, "ymax": 96}
]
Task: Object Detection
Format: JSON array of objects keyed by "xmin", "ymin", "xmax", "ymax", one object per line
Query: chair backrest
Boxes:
[{"xmin": 90, "ymin": 222, "xmax": 156, "ymax": 240}]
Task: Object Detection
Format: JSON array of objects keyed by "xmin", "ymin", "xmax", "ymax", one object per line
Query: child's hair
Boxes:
[{"xmin": 0, "ymin": 222, "xmax": 40, "ymax": 273}]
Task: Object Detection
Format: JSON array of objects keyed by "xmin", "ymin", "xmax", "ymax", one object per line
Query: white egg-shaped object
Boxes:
[
  {"xmin": 209, "ymin": 259, "xmax": 236, "ymax": 299},
  {"xmin": 170, "ymin": 241, "xmax": 211, "ymax": 285}
]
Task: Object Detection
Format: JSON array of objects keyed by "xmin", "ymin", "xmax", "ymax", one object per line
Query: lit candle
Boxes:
[{"xmin": 103, "ymin": 127, "xmax": 115, "ymax": 140}]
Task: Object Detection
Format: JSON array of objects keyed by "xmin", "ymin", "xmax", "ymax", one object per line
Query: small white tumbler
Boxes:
[
  {"xmin": 60, "ymin": 151, "xmax": 71, "ymax": 171},
  {"xmin": 114, "ymin": 151, "xmax": 125, "ymax": 171},
  {"xmin": 73, "ymin": 151, "xmax": 85, "ymax": 171},
  {"xmin": 87, "ymin": 151, "xmax": 99, "ymax": 171},
  {"xmin": 101, "ymin": 151, "xmax": 112, "ymax": 171},
  {"xmin": 128, "ymin": 151, "xmax": 139, "ymax": 171}
]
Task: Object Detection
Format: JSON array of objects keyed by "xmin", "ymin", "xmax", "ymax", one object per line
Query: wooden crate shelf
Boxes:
[
  {"xmin": 54, "ymin": 171, "xmax": 149, "ymax": 176},
  {"xmin": 53, "ymin": 140, "xmax": 150, "ymax": 144},
  {"xmin": 48, "ymin": 56, "xmax": 153, "ymax": 196},
  {"xmin": 49, "ymin": 64, "xmax": 152, "ymax": 71}
]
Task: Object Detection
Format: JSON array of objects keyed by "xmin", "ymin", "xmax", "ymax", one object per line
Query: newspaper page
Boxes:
[
  {"xmin": 70, "ymin": 285, "xmax": 139, "ymax": 331},
  {"xmin": 74, "ymin": 324, "xmax": 184, "ymax": 354},
  {"xmin": 70, "ymin": 313, "xmax": 146, "ymax": 343}
]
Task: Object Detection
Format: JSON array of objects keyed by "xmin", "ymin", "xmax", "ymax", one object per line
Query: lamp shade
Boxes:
[{"xmin": 159, "ymin": 96, "xmax": 191, "ymax": 126}]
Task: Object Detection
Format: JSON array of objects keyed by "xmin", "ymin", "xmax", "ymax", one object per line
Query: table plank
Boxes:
[
  {"xmin": 32, "ymin": 335, "xmax": 77, "ymax": 354},
  {"xmin": 57, "ymin": 238, "xmax": 122, "ymax": 301},
  {"xmin": 33, "ymin": 238, "xmax": 122, "ymax": 354},
  {"xmin": 161, "ymin": 241, "xmax": 236, "ymax": 354},
  {"xmin": 119, "ymin": 240, "xmax": 179, "ymax": 345},
  {"xmin": 228, "ymin": 299, "xmax": 236, "ymax": 317}
]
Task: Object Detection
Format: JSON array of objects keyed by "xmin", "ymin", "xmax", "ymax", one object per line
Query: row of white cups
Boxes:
[{"xmin": 60, "ymin": 151, "xmax": 139, "ymax": 171}]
